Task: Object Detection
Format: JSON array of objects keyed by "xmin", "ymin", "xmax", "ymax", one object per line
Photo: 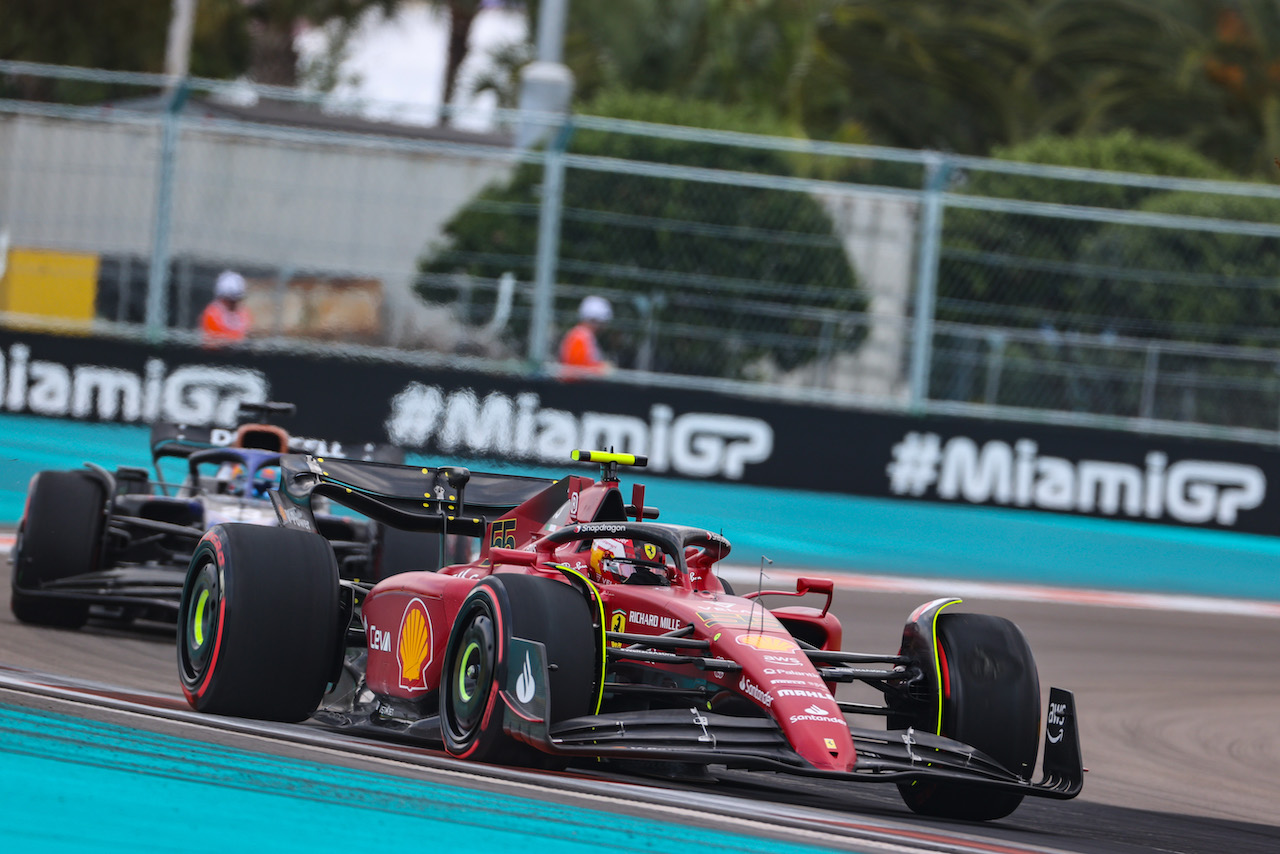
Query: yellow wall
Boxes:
[{"xmin": 0, "ymin": 248, "xmax": 99, "ymax": 319}]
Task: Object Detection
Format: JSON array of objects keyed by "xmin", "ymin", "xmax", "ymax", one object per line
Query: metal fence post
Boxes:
[
  {"xmin": 909, "ymin": 153, "xmax": 950, "ymax": 410},
  {"xmin": 145, "ymin": 79, "xmax": 188, "ymax": 337},
  {"xmin": 527, "ymin": 119, "xmax": 573, "ymax": 367}
]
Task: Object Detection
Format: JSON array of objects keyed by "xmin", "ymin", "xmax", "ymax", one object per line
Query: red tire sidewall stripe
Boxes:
[
  {"xmin": 183, "ymin": 541, "xmax": 228, "ymax": 703},
  {"xmin": 194, "ymin": 584, "xmax": 228, "ymax": 701},
  {"xmin": 454, "ymin": 589, "xmax": 505, "ymax": 760}
]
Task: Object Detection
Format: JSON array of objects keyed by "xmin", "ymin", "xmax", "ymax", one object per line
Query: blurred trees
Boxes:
[
  {"xmin": 417, "ymin": 90, "xmax": 864, "ymax": 377},
  {"xmin": 0, "ymin": 0, "xmax": 250, "ymax": 98},
  {"xmin": 11, "ymin": 0, "xmax": 1280, "ymax": 176},
  {"xmin": 0, "ymin": 1, "xmax": 404, "ymax": 86},
  {"xmin": 931, "ymin": 131, "xmax": 1280, "ymax": 418},
  {"xmin": 939, "ymin": 131, "xmax": 1252, "ymax": 338},
  {"xmin": 504, "ymin": 0, "xmax": 1280, "ymax": 179}
]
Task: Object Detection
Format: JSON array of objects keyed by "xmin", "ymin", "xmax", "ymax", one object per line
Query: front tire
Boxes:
[
  {"xmin": 439, "ymin": 574, "xmax": 598, "ymax": 765},
  {"xmin": 10, "ymin": 470, "xmax": 107, "ymax": 628},
  {"xmin": 897, "ymin": 613, "xmax": 1040, "ymax": 821},
  {"xmin": 177, "ymin": 524, "xmax": 341, "ymax": 722}
]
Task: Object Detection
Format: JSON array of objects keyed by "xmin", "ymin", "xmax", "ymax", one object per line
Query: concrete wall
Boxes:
[{"xmin": 1, "ymin": 113, "xmax": 517, "ymax": 282}]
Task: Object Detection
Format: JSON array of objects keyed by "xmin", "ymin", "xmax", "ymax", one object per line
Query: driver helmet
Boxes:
[
  {"xmin": 588, "ymin": 537, "xmax": 634, "ymax": 584},
  {"xmin": 250, "ymin": 465, "xmax": 281, "ymax": 498},
  {"xmin": 588, "ymin": 537, "xmax": 669, "ymax": 585}
]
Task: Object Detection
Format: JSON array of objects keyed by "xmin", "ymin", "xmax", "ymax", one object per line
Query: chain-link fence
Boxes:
[{"xmin": 5, "ymin": 61, "xmax": 1280, "ymax": 443}]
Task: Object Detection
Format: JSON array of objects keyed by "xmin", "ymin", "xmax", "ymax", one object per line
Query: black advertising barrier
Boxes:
[{"xmin": 2, "ymin": 328, "xmax": 1279, "ymax": 535}]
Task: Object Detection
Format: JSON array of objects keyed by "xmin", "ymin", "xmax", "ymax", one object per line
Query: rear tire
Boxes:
[
  {"xmin": 10, "ymin": 470, "xmax": 107, "ymax": 628},
  {"xmin": 896, "ymin": 613, "xmax": 1040, "ymax": 821},
  {"xmin": 177, "ymin": 523, "xmax": 341, "ymax": 722},
  {"xmin": 439, "ymin": 574, "xmax": 598, "ymax": 765}
]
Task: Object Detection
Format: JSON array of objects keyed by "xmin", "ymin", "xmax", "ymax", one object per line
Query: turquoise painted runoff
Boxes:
[
  {"xmin": 0, "ymin": 704, "xmax": 855, "ymax": 854},
  {"xmin": 2, "ymin": 413, "xmax": 1278, "ymax": 600}
]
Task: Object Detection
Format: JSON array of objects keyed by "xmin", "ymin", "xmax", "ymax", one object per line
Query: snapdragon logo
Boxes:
[
  {"xmin": 0, "ymin": 343, "xmax": 267, "ymax": 425},
  {"xmin": 886, "ymin": 432, "xmax": 1265, "ymax": 526},
  {"xmin": 386, "ymin": 384, "xmax": 773, "ymax": 480}
]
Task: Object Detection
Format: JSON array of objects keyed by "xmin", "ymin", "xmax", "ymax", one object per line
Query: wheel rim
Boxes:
[
  {"xmin": 447, "ymin": 608, "xmax": 496, "ymax": 742},
  {"xmin": 182, "ymin": 559, "xmax": 221, "ymax": 683}
]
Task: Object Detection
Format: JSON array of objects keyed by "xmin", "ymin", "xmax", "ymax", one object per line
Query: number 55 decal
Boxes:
[{"xmin": 490, "ymin": 518, "xmax": 516, "ymax": 549}]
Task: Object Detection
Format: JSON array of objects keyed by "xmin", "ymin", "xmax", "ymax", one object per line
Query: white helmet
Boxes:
[
  {"xmin": 579, "ymin": 295, "xmax": 612, "ymax": 323},
  {"xmin": 215, "ymin": 270, "xmax": 247, "ymax": 300}
]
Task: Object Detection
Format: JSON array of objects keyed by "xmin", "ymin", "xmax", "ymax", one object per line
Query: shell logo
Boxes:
[
  {"xmin": 397, "ymin": 597, "xmax": 434, "ymax": 692},
  {"xmin": 735, "ymin": 634, "xmax": 797, "ymax": 653}
]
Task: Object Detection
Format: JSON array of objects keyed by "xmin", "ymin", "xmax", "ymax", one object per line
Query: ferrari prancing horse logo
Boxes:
[{"xmin": 609, "ymin": 610, "xmax": 626, "ymax": 647}]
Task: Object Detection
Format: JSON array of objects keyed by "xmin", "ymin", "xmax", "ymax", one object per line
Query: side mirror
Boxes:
[
  {"xmin": 796, "ymin": 577, "xmax": 835, "ymax": 617},
  {"xmin": 489, "ymin": 547, "xmax": 537, "ymax": 567}
]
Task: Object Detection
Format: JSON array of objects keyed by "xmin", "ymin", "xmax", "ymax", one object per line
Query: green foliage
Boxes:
[
  {"xmin": 553, "ymin": 0, "xmax": 825, "ymax": 120},
  {"xmin": 987, "ymin": 131, "xmax": 1235, "ymax": 194},
  {"xmin": 418, "ymin": 91, "xmax": 864, "ymax": 376},
  {"xmin": 935, "ymin": 131, "xmax": 1280, "ymax": 423},
  {"xmin": 940, "ymin": 131, "xmax": 1241, "ymax": 329},
  {"xmin": 0, "ymin": 1, "xmax": 252, "ymax": 72},
  {"xmin": 1077, "ymin": 191, "xmax": 1280, "ymax": 346},
  {"xmin": 0, "ymin": 0, "xmax": 401, "ymax": 94},
  {"xmin": 1, "ymin": 0, "xmax": 173, "ymax": 71}
]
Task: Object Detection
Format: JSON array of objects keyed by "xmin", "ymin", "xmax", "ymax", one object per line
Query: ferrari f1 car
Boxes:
[
  {"xmin": 9, "ymin": 402, "xmax": 442, "ymax": 629},
  {"xmin": 177, "ymin": 450, "xmax": 1083, "ymax": 821}
]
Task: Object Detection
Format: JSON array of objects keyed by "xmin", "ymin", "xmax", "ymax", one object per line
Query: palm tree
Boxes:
[
  {"xmin": 1149, "ymin": 0, "xmax": 1280, "ymax": 176},
  {"xmin": 793, "ymin": 0, "xmax": 1200, "ymax": 154},
  {"xmin": 477, "ymin": 0, "xmax": 821, "ymax": 122}
]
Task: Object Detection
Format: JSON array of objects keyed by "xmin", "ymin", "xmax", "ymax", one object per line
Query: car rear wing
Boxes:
[
  {"xmin": 270, "ymin": 453, "xmax": 557, "ymax": 538},
  {"xmin": 150, "ymin": 421, "xmax": 222, "ymax": 462},
  {"xmin": 150, "ymin": 419, "xmax": 400, "ymax": 460}
]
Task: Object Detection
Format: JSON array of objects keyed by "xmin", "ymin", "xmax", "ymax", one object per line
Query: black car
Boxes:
[{"xmin": 9, "ymin": 402, "xmax": 453, "ymax": 629}]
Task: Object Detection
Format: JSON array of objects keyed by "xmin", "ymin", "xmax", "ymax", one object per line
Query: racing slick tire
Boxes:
[
  {"xmin": 440, "ymin": 574, "xmax": 598, "ymax": 766},
  {"xmin": 10, "ymin": 470, "xmax": 107, "ymax": 628},
  {"xmin": 896, "ymin": 613, "xmax": 1040, "ymax": 822},
  {"xmin": 178, "ymin": 523, "xmax": 341, "ymax": 722}
]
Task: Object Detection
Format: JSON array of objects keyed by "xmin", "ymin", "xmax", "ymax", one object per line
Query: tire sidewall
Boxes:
[
  {"xmin": 898, "ymin": 612, "xmax": 1040, "ymax": 821},
  {"xmin": 14, "ymin": 470, "xmax": 106, "ymax": 588},
  {"xmin": 440, "ymin": 579, "xmax": 509, "ymax": 759},
  {"xmin": 438, "ymin": 574, "xmax": 599, "ymax": 762},
  {"xmin": 177, "ymin": 534, "xmax": 226, "ymax": 703},
  {"xmin": 176, "ymin": 523, "xmax": 340, "ymax": 722}
]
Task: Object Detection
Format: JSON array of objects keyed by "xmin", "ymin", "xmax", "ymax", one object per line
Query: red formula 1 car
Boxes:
[{"xmin": 177, "ymin": 450, "xmax": 1083, "ymax": 821}]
